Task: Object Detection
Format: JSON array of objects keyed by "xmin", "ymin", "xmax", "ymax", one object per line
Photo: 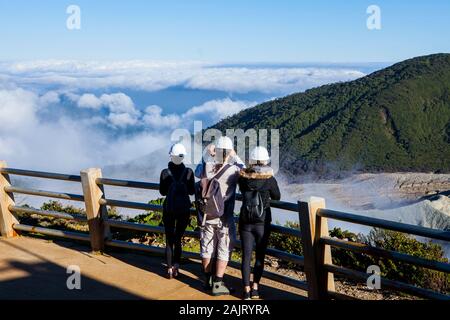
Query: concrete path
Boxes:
[{"xmin": 0, "ymin": 236, "xmax": 307, "ymax": 300}]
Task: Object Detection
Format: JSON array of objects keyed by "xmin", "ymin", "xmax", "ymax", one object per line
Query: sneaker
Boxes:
[
  {"xmin": 212, "ymin": 281, "xmax": 231, "ymax": 296},
  {"xmin": 251, "ymin": 289, "xmax": 260, "ymax": 299},
  {"xmin": 243, "ymin": 291, "xmax": 252, "ymax": 300}
]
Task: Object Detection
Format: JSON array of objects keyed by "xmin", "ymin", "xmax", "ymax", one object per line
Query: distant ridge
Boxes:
[{"xmin": 213, "ymin": 54, "xmax": 450, "ymax": 177}]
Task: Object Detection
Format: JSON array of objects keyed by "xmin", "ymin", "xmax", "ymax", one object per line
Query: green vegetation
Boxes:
[
  {"xmin": 268, "ymin": 221, "xmax": 303, "ymax": 257},
  {"xmin": 213, "ymin": 54, "xmax": 450, "ymax": 176},
  {"xmin": 264, "ymin": 224, "xmax": 449, "ymax": 294},
  {"xmin": 332, "ymin": 228, "xmax": 450, "ymax": 293},
  {"xmin": 17, "ymin": 201, "xmax": 89, "ymax": 233},
  {"xmin": 19, "ymin": 200, "xmax": 449, "ymax": 294}
]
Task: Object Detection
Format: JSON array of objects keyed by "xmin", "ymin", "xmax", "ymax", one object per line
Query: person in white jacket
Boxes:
[{"xmin": 195, "ymin": 136, "xmax": 245, "ymax": 296}]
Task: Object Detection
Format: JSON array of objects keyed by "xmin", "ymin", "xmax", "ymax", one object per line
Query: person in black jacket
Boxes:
[
  {"xmin": 159, "ymin": 143, "xmax": 195, "ymax": 279},
  {"xmin": 238, "ymin": 146, "xmax": 280, "ymax": 300}
]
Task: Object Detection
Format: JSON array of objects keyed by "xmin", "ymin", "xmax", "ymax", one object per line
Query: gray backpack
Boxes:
[{"xmin": 195, "ymin": 164, "xmax": 231, "ymax": 226}]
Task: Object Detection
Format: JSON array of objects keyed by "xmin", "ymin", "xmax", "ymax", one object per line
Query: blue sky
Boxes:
[{"xmin": 1, "ymin": 0, "xmax": 449, "ymax": 62}]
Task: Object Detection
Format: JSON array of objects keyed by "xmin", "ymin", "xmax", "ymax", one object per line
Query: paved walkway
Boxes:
[{"xmin": 0, "ymin": 237, "xmax": 307, "ymax": 300}]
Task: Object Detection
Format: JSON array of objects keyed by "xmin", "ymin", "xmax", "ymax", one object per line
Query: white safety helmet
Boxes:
[
  {"xmin": 250, "ymin": 146, "xmax": 270, "ymax": 162},
  {"xmin": 215, "ymin": 136, "xmax": 233, "ymax": 150},
  {"xmin": 169, "ymin": 143, "xmax": 187, "ymax": 157}
]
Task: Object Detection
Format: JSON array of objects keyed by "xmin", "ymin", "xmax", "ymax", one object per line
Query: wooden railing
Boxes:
[{"xmin": 0, "ymin": 160, "xmax": 449, "ymax": 300}]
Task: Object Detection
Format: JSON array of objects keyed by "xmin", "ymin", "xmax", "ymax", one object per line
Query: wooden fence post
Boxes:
[
  {"xmin": 311, "ymin": 197, "xmax": 335, "ymax": 299},
  {"xmin": 0, "ymin": 161, "xmax": 19, "ymax": 238},
  {"xmin": 298, "ymin": 196, "xmax": 335, "ymax": 299},
  {"xmin": 80, "ymin": 168, "xmax": 110, "ymax": 253},
  {"xmin": 298, "ymin": 200, "xmax": 320, "ymax": 299}
]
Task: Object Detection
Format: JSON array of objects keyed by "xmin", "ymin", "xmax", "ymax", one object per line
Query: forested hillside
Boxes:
[{"xmin": 213, "ymin": 54, "xmax": 450, "ymax": 176}]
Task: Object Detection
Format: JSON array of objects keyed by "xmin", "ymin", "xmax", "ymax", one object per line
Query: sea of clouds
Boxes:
[{"xmin": 0, "ymin": 60, "xmax": 367, "ymax": 174}]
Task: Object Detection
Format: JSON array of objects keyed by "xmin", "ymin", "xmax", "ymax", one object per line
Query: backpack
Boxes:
[
  {"xmin": 195, "ymin": 164, "xmax": 231, "ymax": 226},
  {"xmin": 165, "ymin": 168, "xmax": 191, "ymax": 218},
  {"xmin": 241, "ymin": 189, "xmax": 266, "ymax": 224}
]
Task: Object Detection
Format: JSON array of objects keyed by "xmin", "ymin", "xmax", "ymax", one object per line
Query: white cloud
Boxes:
[
  {"xmin": 80, "ymin": 116, "xmax": 107, "ymax": 126},
  {"xmin": 107, "ymin": 112, "xmax": 139, "ymax": 128},
  {"xmin": 0, "ymin": 87, "xmax": 166, "ymax": 172},
  {"xmin": 0, "ymin": 60, "xmax": 366, "ymax": 94},
  {"xmin": 0, "ymin": 88, "xmax": 38, "ymax": 132},
  {"xmin": 0, "ymin": 88, "xmax": 100, "ymax": 171},
  {"xmin": 141, "ymin": 98, "xmax": 255, "ymax": 131},
  {"xmin": 103, "ymin": 132, "xmax": 168, "ymax": 165},
  {"xmin": 100, "ymin": 93, "xmax": 137, "ymax": 114},
  {"xmin": 143, "ymin": 105, "xmax": 182, "ymax": 128},
  {"xmin": 74, "ymin": 92, "xmax": 140, "ymax": 128},
  {"xmin": 39, "ymin": 91, "xmax": 60, "ymax": 106},
  {"xmin": 186, "ymin": 67, "xmax": 365, "ymax": 93},
  {"xmin": 77, "ymin": 92, "xmax": 137, "ymax": 114},
  {"xmin": 184, "ymin": 98, "xmax": 256, "ymax": 121},
  {"xmin": 77, "ymin": 93, "xmax": 103, "ymax": 109},
  {"xmin": 71, "ymin": 91, "xmax": 253, "ymax": 132}
]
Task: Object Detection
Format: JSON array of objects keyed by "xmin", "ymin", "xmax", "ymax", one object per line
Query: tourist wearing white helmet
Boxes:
[
  {"xmin": 159, "ymin": 143, "xmax": 195, "ymax": 279},
  {"xmin": 216, "ymin": 135, "xmax": 234, "ymax": 150},
  {"xmin": 194, "ymin": 135, "xmax": 245, "ymax": 296},
  {"xmin": 238, "ymin": 146, "xmax": 280, "ymax": 300},
  {"xmin": 250, "ymin": 146, "xmax": 270, "ymax": 163},
  {"xmin": 169, "ymin": 143, "xmax": 187, "ymax": 165}
]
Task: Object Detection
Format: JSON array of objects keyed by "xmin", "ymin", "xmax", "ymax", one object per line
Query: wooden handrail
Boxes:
[
  {"xmin": 96, "ymin": 177, "xmax": 159, "ymax": 190},
  {"xmin": 0, "ymin": 166, "xmax": 299, "ymax": 212},
  {"xmin": 99, "ymin": 198, "xmax": 183, "ymax": 212},
  {"xmin": 0, "ymin": 167, "xmax": 82, "ymax": 182},
  {"xmin": 4, "ymin": 186, "xmax": 85, "ymax": 202},
  {"xmin": 318, "ymin": 208, "xmax": 450, "ymax": 242},
  {"xmin": 101, "ymin": 198, "xmax": 301, "ymax": 235},
  {"xmin": 321, "ymin": 236, "xmax": 450, "ymax": 274},
  {"xmin": 105, "ymin": 219, "xmax": 199, "ymax": 238},
  {"xmin": 98, "ymin": 176, "xmax": 299, "ymax": 212}
]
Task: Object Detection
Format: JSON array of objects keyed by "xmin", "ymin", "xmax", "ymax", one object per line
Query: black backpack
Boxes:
[
  {"xmin": 241, "ymin": 189, "xmax": 265, "ymax": 224},
  {"xmin": 165, "ymin": 168, "xmax": 191, "ymax": 218}
]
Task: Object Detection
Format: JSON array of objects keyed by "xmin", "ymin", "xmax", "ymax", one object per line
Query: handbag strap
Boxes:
[{"xmin": 213, "ymin": 163, "xmax": 232, "ymax": 180}]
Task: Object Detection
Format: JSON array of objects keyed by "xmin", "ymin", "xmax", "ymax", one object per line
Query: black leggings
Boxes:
[
  {"xmin": 163, "ymin": 213, "xmax": 190, "ymax": 268},
  {"xmin": 239, "ymin": 223, "xmax": 271, "ymax": 287}
]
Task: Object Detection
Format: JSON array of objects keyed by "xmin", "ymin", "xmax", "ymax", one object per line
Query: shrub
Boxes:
[
  {"xmin": 360, "ymin": 228, "xmax": 450, "ymax": 293},
  {"xmin": 329, "ymin": 227, "xmax": 374, "ymax": 273},
  {"xmin": 330, "ymin": 227, "xmax": 449, "ymax": 293},
  {"xmin": 16, "ymin": 201, "xmax": 88, "ymax": 233},
  {"xmin": 268, "ymin": 221, "xmax": 303, "ymax": 255},
  {"xmin": 113, "ymin": 198, "xmax": 165, "ymax": 243}
]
